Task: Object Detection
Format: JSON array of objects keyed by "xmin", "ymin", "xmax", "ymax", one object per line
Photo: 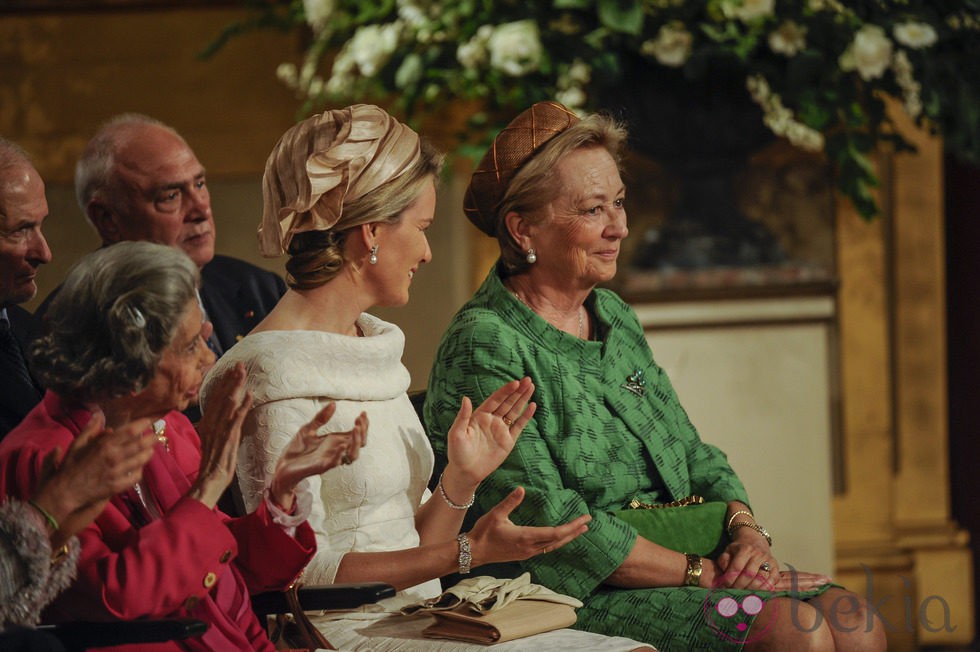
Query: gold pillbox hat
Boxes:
[{"xmin": 463, "ymin": 102, "xmax": 579, "ymax": 237}]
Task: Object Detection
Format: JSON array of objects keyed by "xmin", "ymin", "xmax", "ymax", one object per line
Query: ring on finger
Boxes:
[
  {"xmin": 502, "ymin": 416, "xmax": 514, "ymax": 427},
  {"xmin": 760, "ymin": 561, "xmax": 771, "ymax": 573}
]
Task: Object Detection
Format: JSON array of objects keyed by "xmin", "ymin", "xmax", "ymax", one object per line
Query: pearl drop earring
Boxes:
[
  {"xmin": 525, "ymin": 247, "xmax": 537, "ymax": 264},
  {"xmin": 369, "ymin": 244, "xmax": 379, "ymax": 265}
]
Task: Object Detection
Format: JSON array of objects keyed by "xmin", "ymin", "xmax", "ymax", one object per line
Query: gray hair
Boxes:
[
  {"xmin": 74, "ymin": 113, "xmax": 180, "ymax": 215},
  {"xmin": 496, "ymin": 113, "xmax": 628, "ymax": 275},
  {"xmin": 30, "ymin": 241, "xmax": 200, "ymax": 404},
  {"xmin": 0, "ymin": 137, "xmax": 32, "ymax": 173}
]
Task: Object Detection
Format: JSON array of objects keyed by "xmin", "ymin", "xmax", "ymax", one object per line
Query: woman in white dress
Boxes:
[{"xmin": 200, "ymin": 105, "xmax": 652, "ymax": 651}]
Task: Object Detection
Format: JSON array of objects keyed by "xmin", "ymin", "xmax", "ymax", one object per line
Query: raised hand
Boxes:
[
  {"xmin": 33, "ymin": 411, "xmax": 157, "ymax": 548},
  {"xmin": 270, "ymin": 404, "xmax": 368, "ymax": 510},
  {"xmin": 466, "ymin": 486, "xmax": 591, "ymax": 567},
  {"xmin": 444, "ymin": 378, "xmax": 536, "ymax": 494},
  {"xmin": 190, "ymin": 363, "xmax": 253, "ymax": 508}
]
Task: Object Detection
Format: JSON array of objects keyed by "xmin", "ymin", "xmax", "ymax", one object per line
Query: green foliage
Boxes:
[{"xmin": 205, "ymin": 0, "xmax": 980, "ymax": 221}]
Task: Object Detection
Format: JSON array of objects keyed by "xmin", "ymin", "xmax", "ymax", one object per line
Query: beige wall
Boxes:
[
  {"xmin": 2, "ymin": 7, "xmax": 472, "ymax": 388},
  {"xmin": 639, "ymin": 297, "xmax": 838, "ymax": 576}
]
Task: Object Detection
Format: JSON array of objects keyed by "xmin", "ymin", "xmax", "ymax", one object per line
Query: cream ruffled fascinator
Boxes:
[{"xmin": 259, "ymin": 104, "xmax": 422, "ymax": 256}]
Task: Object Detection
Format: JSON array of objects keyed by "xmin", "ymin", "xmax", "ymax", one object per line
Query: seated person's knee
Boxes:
[{"xmin": 746, "ymin": 597, "xmax": 834, "ymax": 651}]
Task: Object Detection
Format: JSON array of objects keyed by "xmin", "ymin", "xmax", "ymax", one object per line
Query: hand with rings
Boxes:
[
  {"xmin": 465, "ymin": 486, "xmax": 591, "ymax": 568},
  {"xmin": 443, "ymin": 377, "xmax": 537, "ymax": 495},
  {"xmin": 715, "ymin": 543, "xmax": 781, "ymax": 589},
  {"xmin": 271, "ymin": 403, "xmax": 368, "ymax": 510}
]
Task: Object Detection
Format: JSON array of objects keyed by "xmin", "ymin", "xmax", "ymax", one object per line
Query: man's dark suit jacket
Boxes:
[
  {"xmin": 199, "ymin": 254, "xmax": 286, "ymax": 354},
  {"xmin": 1, "ymin": 303, "xmax": 43, "ymax": 439}
]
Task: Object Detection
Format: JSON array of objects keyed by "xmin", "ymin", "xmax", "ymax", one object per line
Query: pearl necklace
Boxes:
[{"xmin": 512, "ymin": 291, "xmax": 584, "ymax": 339}]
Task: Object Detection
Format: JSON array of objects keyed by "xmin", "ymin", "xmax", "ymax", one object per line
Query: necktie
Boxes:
[{"xmin": 196, "ymin": 291, "xmax": 223, "ymax": 357}]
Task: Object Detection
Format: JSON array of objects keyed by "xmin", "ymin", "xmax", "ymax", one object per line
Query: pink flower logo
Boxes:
[{"xmin": 703, "ymin": 570, "xmax": 778, "ymax": 644}]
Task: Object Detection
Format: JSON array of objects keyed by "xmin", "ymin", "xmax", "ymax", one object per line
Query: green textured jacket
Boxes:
[{"xmin": 424, "ymin": 264, "xmax": 750, "ymax": 601}]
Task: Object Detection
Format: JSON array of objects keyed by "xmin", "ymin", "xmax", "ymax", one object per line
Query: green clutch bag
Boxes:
[{"xmin": 613, "ymin": 496, "xmax": 728, "ymax": 558}]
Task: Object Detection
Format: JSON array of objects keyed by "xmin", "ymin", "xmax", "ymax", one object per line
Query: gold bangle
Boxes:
[
  {"xmin": 729, "ymin": 521, "xmax": 773, "ymax": 546},
  {"xmin": 726, "ymin": 509, "xmax": 753, "ymax": 531},
  {"xmin": 683, "ymin": 553, "xmax": 702, "ymax": 587}
]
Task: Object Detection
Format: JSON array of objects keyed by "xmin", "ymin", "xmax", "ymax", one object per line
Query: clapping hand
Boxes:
[
  {"xmin": 33, "ymin": 411, "xmax": 157, "ymax": 548},
  {"xmin": 191, "ymin": 363, "xmax": 253, "ymax": 508},
  {"xmin": 270, "ymin": 403, "xmax": 368, "ymax": 510},
  {"xmin": 467, "ymin": 486, "xmax": 591, "ymax": 567},
  {"xmin": 444, "ymin": 377, "xmax": 536, "ymax": 493}
]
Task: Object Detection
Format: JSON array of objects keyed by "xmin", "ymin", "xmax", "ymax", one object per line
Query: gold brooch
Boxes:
[{"xmin": 153, "ymin": 420, "xmax": 169, "ymax": 452}]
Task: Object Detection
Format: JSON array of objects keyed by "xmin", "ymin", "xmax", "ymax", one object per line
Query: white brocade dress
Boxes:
[{"xmin": 201, "ymin": 314, "xmax": 650, "ymax": 652}]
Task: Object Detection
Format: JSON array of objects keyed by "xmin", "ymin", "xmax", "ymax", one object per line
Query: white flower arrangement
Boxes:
[{"xmin": 209, "ymin": 0, "xmax": 980, "ymax": 219}]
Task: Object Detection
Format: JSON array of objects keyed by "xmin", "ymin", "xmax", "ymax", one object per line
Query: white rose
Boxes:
[
  {"xmin": 395, "ymin": 53, "xmax": 423, "ymax": 89},
  {"xmin": 568, "ymin": 59, "xmax": 592, "ymax": 85},
  {"xmin": 891, "ymin": 50, "xmax": 923, "ymax": 118},
  {"xmin": 893, "ymin": 21, "xmax": 938, "ymax": 49},
  {"xmin": 348, "ymin": 23, "xmax": 402, "ymax": 76},
  {"xmin": 641, "ymin": 23, "xmax": 693, "ymax": 67},
  {"xmin": 300, "ymin": 59, "xmax": 318, "ymax": 85},
  {"xmin": 768, "ymin": 20, "xmax": 807, "ymax": 56},
  {"xmin": 302, "ymin": 0, "xmax": 334, "ymax": 31},
  {"xmin": 397, "ymin": 0, "xmax": 427, "ymax": 29},
  {"xmin": 840, "ymin": 24, "xmax": 893, "ymax": 81},
  {"xmin": 556, "ymin": 87, "xmax": 587, "ymax": 110},
  {"xmin": 326, "ymin": 45, "xmax": 356, "ymax": 94},
  {"xmin": 276, "ymin": 62, "xmax": 298, "ymax": 84},
  {"xmin": 477, "ymin": 25, "xmax": 494, "ymax": 42},
  {"xmin": 325, "ymin": 73, "xmax": 352, "ymax": 96},
  {"xmin": 457, "ymin": 36, "xmax": 487, "ymax": 69},
  {"xmin": 488, "ymin": 20, "xmax": 543, "ymax": 77},
  {"xmin": 807, "ymin": 0, "xmax": 845, "ymax": 13},
  {"xmin": 731, "ymin": 0, "xmax": 775, "ymax": 22}
]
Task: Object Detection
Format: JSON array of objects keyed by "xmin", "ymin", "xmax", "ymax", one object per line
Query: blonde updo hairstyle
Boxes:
[
  {"xmin": 285, "ymin": 138, "xmax": 444, "ymax": 290},
  {"xmin": 495, "ymin": 114, "xmax": 627, "ymax": 275}
]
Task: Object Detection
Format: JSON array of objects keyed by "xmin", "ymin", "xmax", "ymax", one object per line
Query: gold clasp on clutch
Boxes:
[{"xmin": 628, "ymin": 495, "xmax": 705, "ymax": 510}]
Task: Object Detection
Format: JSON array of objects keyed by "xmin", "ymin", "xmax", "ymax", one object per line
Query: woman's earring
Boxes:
[
  {"xmin": 525, "ymin": 247, "xmax": 537, "ymax": 264},
  {"xmin": 369, "ymin": 244, "xmax": 379, "ymax": 265}
]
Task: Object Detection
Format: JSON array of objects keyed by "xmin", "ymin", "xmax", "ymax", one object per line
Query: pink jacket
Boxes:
[{"xmin": 0, "ymin": 391, "xmax": 315, "ymax": 651}]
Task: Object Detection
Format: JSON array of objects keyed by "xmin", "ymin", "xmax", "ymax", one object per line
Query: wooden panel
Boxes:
[
  {"xmin": 0, "ymin": 8, "xmax": 300, "ymax": 182},
  {"xmin": 833, "ymin": 191, "xmax": 896, "ymax": 544},
  {"xmin": 889, "ymin": 109, "xmax": 952, "ymax": 527}
]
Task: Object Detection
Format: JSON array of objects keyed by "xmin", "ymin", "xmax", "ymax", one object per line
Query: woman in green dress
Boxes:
[{"xmin": 424, "ymin": 102, "xmax": 886, "ymax": 650}]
